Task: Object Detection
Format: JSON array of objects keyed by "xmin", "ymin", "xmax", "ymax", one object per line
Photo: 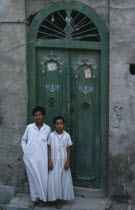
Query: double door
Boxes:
[{"xmin": 36, "ymin": 48, "xmax": 101, "ymax": 188}]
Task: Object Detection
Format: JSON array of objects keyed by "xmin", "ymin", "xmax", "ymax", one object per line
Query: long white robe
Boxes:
[
  {"xmin": 48, "ymin": 131, "xmax": 74, "ymax": 201},
  {"xmin": 21, "ymin": 123, "xmax": 51, "ymax": 202}
]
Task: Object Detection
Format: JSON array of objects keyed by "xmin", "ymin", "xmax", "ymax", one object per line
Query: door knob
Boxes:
[
  {"xmin": 49, "ymin": 97, "xmax": 56, "ymax": 104},
  {"xmin": 83, "ymin": 102, "xmax": 91, "ymax": 108}
]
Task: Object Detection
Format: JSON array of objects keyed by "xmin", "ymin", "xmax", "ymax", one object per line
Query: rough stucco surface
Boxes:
[
  {"xmin": 0, "ymin": 0, "xmax": 28, "ymax": 192},
  {"xmin": 109, "ymin": 0, "xmax": 135, "ymax": 198},
  {"xmin": 0, "ymin": 0, "xmax": 135, "ymax": 198}
]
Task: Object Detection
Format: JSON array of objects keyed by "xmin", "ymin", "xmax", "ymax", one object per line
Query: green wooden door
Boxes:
[
  {"xmin": 36, "ymin": 47, "xmax": 101, "ymax": 188},
  {"xmin": 70, "ymin": 49, "xmax": 101, "ymax": 188}
]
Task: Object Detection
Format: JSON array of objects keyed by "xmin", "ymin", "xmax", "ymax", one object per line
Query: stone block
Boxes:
[
  {"xmin": 0, "ymin": 186, "xmax": 15, "ymax": 204},
  {"xmin": 74, "ymin": 186, "xmax": 105, "ymax": 198}
]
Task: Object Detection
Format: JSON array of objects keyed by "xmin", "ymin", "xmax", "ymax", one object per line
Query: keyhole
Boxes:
[{"xmin": 70, "ymin": 106, "xmax": 74, "ymax": 113}]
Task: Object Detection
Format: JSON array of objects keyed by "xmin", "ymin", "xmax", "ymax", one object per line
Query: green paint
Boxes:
[
  {"xmin": 27, "ymin": 1, "xmax": 109, "ymax": 195},
  {"xmin": 70, "ymin": 49, "xmax": 101, "ymax": 188}
]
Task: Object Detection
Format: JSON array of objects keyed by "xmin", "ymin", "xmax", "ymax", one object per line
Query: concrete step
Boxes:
[
  {"xmin": 74, "ymin": 187, "xmax": 105, "ymax": 198},
  {"xmin": 7, "ymin": 193, "xmax": 109, "ymax": 210},
  {"xmin": 0, "ymin": 186, "xmax": 15, "ymax": 204}
]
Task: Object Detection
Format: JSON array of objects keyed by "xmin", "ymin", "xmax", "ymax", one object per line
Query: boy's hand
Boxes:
[
  {"xmin": 48, "ymin": 161, "xmax": 53, "ymax": 170},
  {"xmin": 64, "ymin": 161, "xmax": 70, "ymax": 170}
]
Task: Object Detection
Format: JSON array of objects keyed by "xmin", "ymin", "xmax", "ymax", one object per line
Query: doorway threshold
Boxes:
[{"xmin": 74, "ymin": 186, "xmax": 106, "ymax": 198}]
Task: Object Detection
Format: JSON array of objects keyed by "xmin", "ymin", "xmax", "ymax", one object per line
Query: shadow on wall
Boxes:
[
  {"xmin": 27, "ymin": 12, "xmax": 38, "ymax": 26},
  {"xmin": 109, "ymin": 153, "xmax": 135, "ymax": 202}
]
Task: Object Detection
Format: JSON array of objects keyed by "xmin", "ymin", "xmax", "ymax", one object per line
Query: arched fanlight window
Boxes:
[{"xmin": 37, "ymin": 9, "xmax": 100, "ymax": 42}]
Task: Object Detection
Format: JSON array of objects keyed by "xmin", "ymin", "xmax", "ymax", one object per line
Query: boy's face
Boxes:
[
  {"xmin": 55, "ymin": 119, "xmax": 64, "ymax": 131},
  {"xmin": 34, "ymin": 111, "xmax": 44, "ymax": 123}
]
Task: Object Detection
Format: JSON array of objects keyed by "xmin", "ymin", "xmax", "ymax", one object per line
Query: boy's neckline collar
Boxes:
[
  {"xmin": 33, "ymin": 123, "xmax": 46, "ymax": 131},
  {"xmin": 55, "ymin": 130, "xmax": 65, "ymax": 135}
]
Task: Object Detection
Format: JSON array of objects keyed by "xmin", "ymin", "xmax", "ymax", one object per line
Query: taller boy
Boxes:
[{"xmin": 21, "ymin": 106, "xmax": 51, "ymax": 208}]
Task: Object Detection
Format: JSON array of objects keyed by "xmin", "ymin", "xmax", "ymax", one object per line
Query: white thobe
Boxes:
[
  {"xmin": 48, "ymin": 131, "xmax": 74, "ymax": 201},
  {"xmin": 21, "ymin": 123, "xmax": 51, "ymax": 202}
]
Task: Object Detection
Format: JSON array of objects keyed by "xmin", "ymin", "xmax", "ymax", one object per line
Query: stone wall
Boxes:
[
  {"xmin": 109, "ymin": 0, "xmax": 135, "ymax": 198},
  {"xmin": 0, "ymin": 0, "xmax": 135, "ymax": 198},
  {"xmin": 0, "ymin": 0, "xmax": 27, "ymax": 192}
]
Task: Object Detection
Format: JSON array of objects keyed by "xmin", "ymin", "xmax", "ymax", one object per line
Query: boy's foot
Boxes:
[
  {"xmin": 56, "ymin": 200, "xmax": 62, "ymax": 209},
  {"xmin": 39, "ymin": 200, "xmax": 50, "ymax": 207},
  {"xmin": 28, "ymin": 201, "xmax": 36, "ymax": 208}
]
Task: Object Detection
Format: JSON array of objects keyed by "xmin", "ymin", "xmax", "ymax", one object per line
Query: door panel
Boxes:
[
  {"xmin": 70, "ymin": 49, "xmax": 101, "ymax": 187},
  {"xmin": 36, "ymin": 48, "xmax": 69, "ymax": 129}
]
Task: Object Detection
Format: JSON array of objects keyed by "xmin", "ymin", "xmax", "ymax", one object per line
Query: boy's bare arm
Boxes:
[
  {"xmin": 48, "ymin": 145, "xmax": 53, "ymax": 170},
  {"xmin": 64, "ymin": 146, "xmax": 70, "ymax": 170}
]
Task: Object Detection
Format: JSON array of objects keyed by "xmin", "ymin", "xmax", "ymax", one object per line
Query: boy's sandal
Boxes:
[
  {"xmin": 56, "ymin": 202, "xmax": 62, "ymax": 209},
  {"xmin": 39, "ymin": 201, "xmax": 50, "ymax": 207}
]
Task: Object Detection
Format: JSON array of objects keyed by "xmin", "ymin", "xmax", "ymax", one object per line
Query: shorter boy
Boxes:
[{"xmin": 48, "ymin": 116, "xmax": 74, "ymax": 209}]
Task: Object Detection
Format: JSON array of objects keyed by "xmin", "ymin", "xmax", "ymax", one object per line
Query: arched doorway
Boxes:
[{"xmin": 27, "ymin": 1, "xmax": 109, "ymax": 195}]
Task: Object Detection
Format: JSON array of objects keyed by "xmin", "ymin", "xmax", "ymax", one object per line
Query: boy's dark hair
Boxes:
[
  {"xmin": 53, "ymin": 116, "xmax": 65, "ymax": 124},
  {"xmin": 32, "ymin": 106, "xmax": 46, "ymax": 116}
]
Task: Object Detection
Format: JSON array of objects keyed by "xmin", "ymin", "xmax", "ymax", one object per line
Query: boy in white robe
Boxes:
[
  {"xmin": 48, "ymin": 116, "xmax": 74, "ymax": 209},
  {"xmin": 21, "ymin": 106, "xmax": 51, "ymax": 208}
]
